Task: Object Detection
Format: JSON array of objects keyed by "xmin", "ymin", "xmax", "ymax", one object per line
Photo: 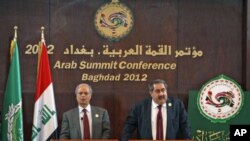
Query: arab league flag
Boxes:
[
  {"xmin": 1, "ymin": 39, "xmax": 24, "ymax": 141},
  {"xmin": 31, "ymin": 40, "xmax": 58, "ymax": 141}
]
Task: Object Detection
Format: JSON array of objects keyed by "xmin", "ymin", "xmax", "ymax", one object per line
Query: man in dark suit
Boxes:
[
  {"xmin": 121, "ymin": 79, "xmax": 192, "ymax": 141},
  {"xmin": 60, "ymin": 83, "xmax": 111, "ymax": 139}
]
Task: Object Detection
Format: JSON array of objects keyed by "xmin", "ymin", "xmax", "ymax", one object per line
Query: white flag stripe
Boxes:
[{"xmin": 33, "ymin": 83, "xmax": 58, "ymax": 141}]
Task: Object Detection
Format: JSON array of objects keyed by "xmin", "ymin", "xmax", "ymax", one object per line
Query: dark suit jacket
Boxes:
[
  {"xmin": 121, "ymin": 97, "xmax": 192, "ymax": 141},
  {"xmin": 60, "ymin": 106, "xmax": 111, "ymax": 139}
]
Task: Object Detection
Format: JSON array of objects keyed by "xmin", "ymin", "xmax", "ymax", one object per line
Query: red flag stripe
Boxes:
[{"xmin": 34, "ymin": 42, "xmax": 52, "ymax": 101}]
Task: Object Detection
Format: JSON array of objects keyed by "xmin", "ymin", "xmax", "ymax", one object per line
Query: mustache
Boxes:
[{"xmin": 158, "ymin": 95, "xmax": 166, "ymax": 100}]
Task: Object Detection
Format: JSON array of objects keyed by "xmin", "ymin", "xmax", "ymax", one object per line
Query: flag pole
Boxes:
[
  {"xmin": 14, "ymin": 26, "xmax": 18, "ymax": 41},
  {"xmin": 37, "ymin": 26, "xmax": 45, "ymax": 74},
  {"xmin": 10, "ymin": 26, "xmax": 18, "ymax": 59},
  {"xmin": 41, "ymin": 26, "xmax": 45, "ymax": 42}
]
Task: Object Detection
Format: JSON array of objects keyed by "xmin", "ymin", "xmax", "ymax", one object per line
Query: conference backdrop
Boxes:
[{"xmin": 0, "ymin": 0, "xmax": 249, "ymax": 140}]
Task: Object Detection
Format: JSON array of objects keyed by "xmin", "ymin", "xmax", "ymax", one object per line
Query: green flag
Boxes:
[
  {"xmin": 1, "ymin": 39, "xmax": 24, "ymax": 141},
  {"xmin": 189, "ymin": 91, "xmax": 250, "ymax": 141},
  {"xmin": 188, "ymin": 75, "xmax": 250, "ymax": 141}
]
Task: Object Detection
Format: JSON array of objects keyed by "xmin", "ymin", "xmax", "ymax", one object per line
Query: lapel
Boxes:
[
  {"xmin": 91, "ymin": 106, "xmax": 98, "ymax": 138},
  {"xmin": 74, "ymin": 108, "xmax": 82, "ymax": 139},
  {"xmin": 148, "ymin": 98, "xmax": 174, "ymax": 139},
  {"xmin": 145, "ymin": 98, "xmax": 153, "ymax": 138},
  {"xmin": 166, "ymin": 98, "xmax": 174, "ymax": 139}
]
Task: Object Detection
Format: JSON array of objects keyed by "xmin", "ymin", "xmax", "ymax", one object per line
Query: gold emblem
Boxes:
[
  {"xmin": 168, "ymin": 103, "xmax": 172, "ymax": 107},
  {"xmin": 94, "ymin": 0, "xmax": 134, "ymax": 41},
  {"xmin": 95, "ymin": 114, "xmax": 99, "ymax": 118}
]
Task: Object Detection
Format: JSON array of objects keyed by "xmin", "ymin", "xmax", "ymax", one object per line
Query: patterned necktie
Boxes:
[
  {"xmin": 83, "ymin": 109, "xmax": 90, "ymax": 139},
  {"xmin": 156, "ymin": 105, "xmax": 163, "ymax": 140}
]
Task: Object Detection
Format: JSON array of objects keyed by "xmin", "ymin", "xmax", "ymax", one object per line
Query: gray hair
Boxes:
[
  {"xmin": 148, "ymin": 79, "xmax": 168, "ymax": 93},
  {"xmin": 75, "ymin": 83, "xmax": 93, "ymax": 95}
]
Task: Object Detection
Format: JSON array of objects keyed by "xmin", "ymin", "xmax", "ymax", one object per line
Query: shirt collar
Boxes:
[
  {"xmin": 78, "ymin": 104, "xmax": 91, "ymax": 113},
  {"xmin": 152, "ymin": 99, "xmax": 166, "ymax": 109}
]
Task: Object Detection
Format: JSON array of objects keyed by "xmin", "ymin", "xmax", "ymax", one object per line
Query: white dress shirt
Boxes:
[
  {"xmin": 151, "ymin": 100, "xmax": 167, "ymax": 140},
  {"xmin": 78, "ymin": 105, "xmax": 92, "ymax": 139}
]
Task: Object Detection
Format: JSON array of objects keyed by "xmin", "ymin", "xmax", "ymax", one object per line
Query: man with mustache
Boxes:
[
  {"xmin": 60, "ymin": 83, "xmax": 111, "ymax": 139},
  {"xmin": 121, "ymin": 79, "xmax": 192, "ymax": 140}
]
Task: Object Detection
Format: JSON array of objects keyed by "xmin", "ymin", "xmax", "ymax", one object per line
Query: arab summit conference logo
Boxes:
[
  {"xmin": 94, "ymin": 0, "xmax": 134, "ymax": 41},
  {"xmin": 197, "ymin": 74, "xmax": 244, "ymax": 123}
]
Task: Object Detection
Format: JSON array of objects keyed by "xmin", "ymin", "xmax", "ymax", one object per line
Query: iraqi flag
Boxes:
[{"xmin": 31, "ymin": 39, "xmax": 58, "ymax": 141}]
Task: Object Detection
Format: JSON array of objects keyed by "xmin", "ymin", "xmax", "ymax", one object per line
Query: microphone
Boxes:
[{"xmin": 81, "ymin": 117, "xmax": 83, "ymax": 120}]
